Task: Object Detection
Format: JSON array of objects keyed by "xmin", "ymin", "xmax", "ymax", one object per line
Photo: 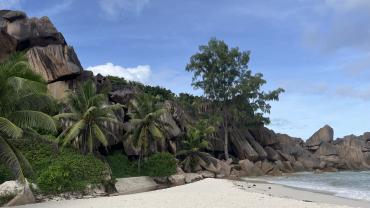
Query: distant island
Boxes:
[{"xmin": 0, "ymin": 10, "xmax": 369, "ymax": 208}]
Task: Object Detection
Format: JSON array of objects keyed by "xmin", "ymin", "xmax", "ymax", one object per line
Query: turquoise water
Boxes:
[{"xmin": 264, "ymin": 171, "xmax": 370, "ymax": 201}]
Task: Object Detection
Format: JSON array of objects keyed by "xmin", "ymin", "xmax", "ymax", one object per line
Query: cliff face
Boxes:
[
  {"xmin": 0, "ymin": 10, "xmax": 84, "ymax": 99},
  {"xmin": 1, "ymin": 10, "xmax": 369, "ymax": 175}
]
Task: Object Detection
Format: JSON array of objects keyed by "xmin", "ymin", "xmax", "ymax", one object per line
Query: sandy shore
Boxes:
[
  {"xmin": 12, "ymin": 178, "xmax": 369, "ymax": 208},
  {"xmin": 237, "ymin": 178, "xmax": 370, "ymax": 208}
]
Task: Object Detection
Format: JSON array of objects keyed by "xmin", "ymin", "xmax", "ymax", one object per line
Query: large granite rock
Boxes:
[
  {"xmin": 334, "ymin": 134, "xmax": 370, "ymax": 169},
  {"xmin": 26, "ymin": 45, "xmax": 82, "ymax": 82},
  {"xmin": 115, "ymin": 177, "xmax": 158, "ymax": 194},
  {"xmin": 249, "ymin": 127, "xmax": 278, "ymax": 146},
  {"xmin": 230, "ymin": 130, "xmax": 259, "ymax": 161},
  {"xmin": 0, "ymin": 10, "xmax": 83, "ymax": 99},
  {"xmin": 306, "ymin": 125, "xmax": 334, "ymax": 151}
]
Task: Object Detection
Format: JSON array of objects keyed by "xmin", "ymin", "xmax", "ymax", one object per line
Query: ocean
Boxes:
[{"xmin": 263, "ymin": 171, "xmax": 370, "ymax": 201}]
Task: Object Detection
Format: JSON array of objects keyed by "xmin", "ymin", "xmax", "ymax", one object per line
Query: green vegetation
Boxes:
[
  {"xmin": 107, "ymin": 152, "xmax": 138, "ymax": 178},
  {"xmin": 0, "ymin": 53, "xmax": 57, "ymax": 183},
  {"xmin": 142, "ymin": 152, "xmax": 177, "ymax": 177},
  {"xmin": 55, "ymin": 80, "xmax": 122, "ymax": 154},
  {"xmin": 107, "ymin": 152, "xmax": 176, "ymax": 177},
  {"xmin": 0, "ymin": 193, "xmax": 16, "ymax": 206},
  {"xmin": 177, "ymin": 120, "xmax": 216, "ymax": 172},
  {"xmin": 0, "ymin": 165, "xmax": 13, "ymax": 184},
  {"xmin": 11, "ymin": 138, "xmax": 108, "ymax": 194},
  {"xmin": 186, "ymin": 38, "xmax": 284, "ymax": 159},
  {"xmin": 124, "ymin": 94, "xmax": 170, "ymax": 173},
  {"xmin": 37, "ymin": 150, "xmax": 106, "ymax": 194}
]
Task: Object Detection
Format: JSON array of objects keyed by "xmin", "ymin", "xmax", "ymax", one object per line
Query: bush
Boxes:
[
  {"xmin": 0, "ymin": 165, "xmax": 13, "ymax": 184},
  {"xmin": 0, "ymin": 193, "xmax": 16, "ymax": 206},
  {"xmin": 107, "ymin": 152, "xmax": 138, "ymax": 178},
  {"xmin": 36, "ymin": 150, "xmax": 106, "ymax": 194},
  {"xmin": 11, "ymin": 139, "xmax": 108, "ymax": 194},
  {"xmin": 12, "ymin": 138, "xmax": 55, "ymax": 178},
  {"xmin": 143, "ymin": 152, "xmax": 177, "ymax": 177}
]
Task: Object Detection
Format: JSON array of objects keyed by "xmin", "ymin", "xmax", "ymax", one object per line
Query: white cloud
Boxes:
[
  {"xmin": 98, "ymin": 0, "xmax": 149, "ymax": 19},
  {"xmin": 87, "ymin": 62, "xmax": 151, "ymax": 83},
  {"xmin": 0, "ymin": 0, "xmax": 21, "ymax": 9}
]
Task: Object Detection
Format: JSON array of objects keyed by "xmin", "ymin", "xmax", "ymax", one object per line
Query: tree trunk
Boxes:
[
  {"xmin": 138, "ymin": 147, "xmax": 143, "ymax": 175},
  {"xmin": 224, "ymin": 125, "xmax": 229, "ymax": 160}
]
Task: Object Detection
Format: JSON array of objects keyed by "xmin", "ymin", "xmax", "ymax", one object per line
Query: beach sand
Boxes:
[{"xmin": 13, "ymin": 178, "xmax": 369, "ymax": 208}]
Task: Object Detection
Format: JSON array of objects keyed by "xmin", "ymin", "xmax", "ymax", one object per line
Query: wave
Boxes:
[{"xmin": 264, "ymin": 171, "xmax": 370, "ymax": 201}]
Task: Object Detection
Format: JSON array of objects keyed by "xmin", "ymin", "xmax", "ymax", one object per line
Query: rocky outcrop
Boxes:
[
  {"xmin": 0, "ymin": 10, "xmax": 83, "ymax": 99},
  {"xmin": 306, "ymin": 125, "xmax": 334, "ymax": 150}
]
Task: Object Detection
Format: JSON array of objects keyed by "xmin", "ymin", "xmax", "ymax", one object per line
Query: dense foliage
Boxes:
[
  {"xmin": 107, "ymin": 152, "xmax": 138, "ymax": 178},
  {"xmin": 0, "ymin": 53, "xmax": 57, "ymax": 183},
  {"xmin": 177, "ymin": 120, "xmax": 216, "ymax": 172},
  {"xmin": 37, "ymin": 151, "xmax": 106, "ymax": 194},
  {"xmin": 107, "ymin": 152, "xmax": 177, "ymax": 177},
  {"xmin": 124, "ymin": 94, "xmax": 170, "ymax": 172},
  {"xmin": 0, "ymin": 165, "xmax": 13, "ymax": 184},
  {"xmin": 55, "ymin": 80, "xmax": 122, "ymax": 154},
  {"xmin": 142, "ymin": 152, "xmax": 177, "ymax": 177},
  {"xmin": 12, "ymin": 138, "xmax": 107, "ymax": 194}
]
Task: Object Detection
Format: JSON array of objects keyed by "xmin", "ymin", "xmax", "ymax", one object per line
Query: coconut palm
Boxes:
[
  {"xmin": 55, "ymin": 80, "xmax": 122, "ymax": 155},
  {"xmin": 177, "ymin": 121, "xmax": 217, "ymax": 172},
  {"xmin": 124, "ymin": 94, "xmax": 170, "ymax": 173},
  {"xmin": 0, "ymin": 53, "xmax": 57, "ymax": 183}
]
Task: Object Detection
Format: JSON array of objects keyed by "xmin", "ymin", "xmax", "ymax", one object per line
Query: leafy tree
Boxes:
[
  {"xmin": 177, "ymin": 120, "xmax": 216, "ymax": 172},
  {"xmin": 0, "ymin": 53, "xmax": 57, "ymax": 183},
  {"xmin": 186, "ymin": 38, "xmax": 284, "ymax": 159},
  {"xmin": 124, "ymin": 94, "xmax": 169, "ymax": 173},
  {"xmin": 55, "ymin": 80, "xmax": 122, "ymax": 155}
]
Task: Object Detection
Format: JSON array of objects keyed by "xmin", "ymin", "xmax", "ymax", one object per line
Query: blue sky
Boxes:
[{"xmin": 2, "ymin": 0, "xmax": 370, "ymax": 139}]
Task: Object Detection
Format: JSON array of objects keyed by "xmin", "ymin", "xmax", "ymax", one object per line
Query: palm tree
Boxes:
[
  {"xmin": 0, "ymin": 53, "xmax": 57, "ymax": 183},
  {"xmin": 124, "ymin": 94, "xmax": 169, "ymax": 173},
  {"xmin": 55, "ymin": 80, "xmax": 122, "ymax": 155},
  {"xmin": 177, "ymin": 120, "xmax": 217, "ymax": 172}
]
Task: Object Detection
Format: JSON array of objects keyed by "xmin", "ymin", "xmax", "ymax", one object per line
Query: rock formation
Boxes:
[{"xmin": 0, "ymin": 10, "xmax": 84, "ymax": 99}]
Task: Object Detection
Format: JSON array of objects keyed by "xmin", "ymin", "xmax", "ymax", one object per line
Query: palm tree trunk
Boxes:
[
  {"xmin": 138, "ymin": 146, "xmax": 143, "ymax": 175},
  {"xmin": 224, "ymin": 125, "xmax": 229, "ymax": 160}
]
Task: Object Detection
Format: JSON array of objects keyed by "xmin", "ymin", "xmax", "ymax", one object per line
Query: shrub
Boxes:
[
  {"xmin": 36, "ymin": 150, "xmax": 106, "ymax": 194},
  {"xmin": 0, "ymin": 165, "xmax": 13, "ymax": 184},
  {"xmin": 0, "ymin": 193, "xmax": 16, "ymax": 206},
  {"xmin": 107, "ymin": 152, "xmax": 138, "ymax": 178},
  {"xmin": 143, "ymin": 152, "xmax": 177, "ymax": 177},
  {"xmin": 13, "ymin": 139, "xmax": 55, "ymax": 178},
  {"xmin": 11, "ymin": 138, "xmax": 108, "ymax": 194}
]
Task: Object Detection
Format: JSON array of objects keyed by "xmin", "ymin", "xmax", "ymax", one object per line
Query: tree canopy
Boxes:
[{"xmin": 186, "ymin": 38, "xmax": 284, "ymax": 159}]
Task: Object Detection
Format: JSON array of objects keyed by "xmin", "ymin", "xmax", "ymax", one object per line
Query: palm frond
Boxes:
[
  {"xmin": 0, "ymin": 117, "xmax": 23, "ymax": 138},
  {"xmin": 0, "ymin": 137, "xmax": 25, "ymax": 183},
  {"xmin": 9, "ymin": 110, "xmax": 57, "ymax": 134},
  {"xmin": 92, "ymin": 123, "xmax": 108, "ymax": 147},
  {"xmin": 62, "ymin": 120, "xmax": 86, "ymax": 146}
]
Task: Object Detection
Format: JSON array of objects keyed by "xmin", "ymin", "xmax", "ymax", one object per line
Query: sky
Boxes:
[{"xmin": 1, "ymin": 0, "xmax": 370, "ymax": 140}]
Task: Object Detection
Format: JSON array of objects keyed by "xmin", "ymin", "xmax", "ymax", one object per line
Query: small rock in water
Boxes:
[
  {"xmin": 268, "ymin": 187, "xmax": 271, "ymax": 189},
  {"xmin": 253, "ymin": 184, "xmax": 256, "ymax": 187}
]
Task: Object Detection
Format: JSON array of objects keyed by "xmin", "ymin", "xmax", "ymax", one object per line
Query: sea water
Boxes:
[{"xmin": 264, "ymin": 171, "xmax": 370, "ymax": 201}]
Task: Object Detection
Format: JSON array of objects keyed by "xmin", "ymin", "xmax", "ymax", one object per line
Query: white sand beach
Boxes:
[{"xmin": 13, "ymin": 178, "xmax": 369, "ymax": 208}]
